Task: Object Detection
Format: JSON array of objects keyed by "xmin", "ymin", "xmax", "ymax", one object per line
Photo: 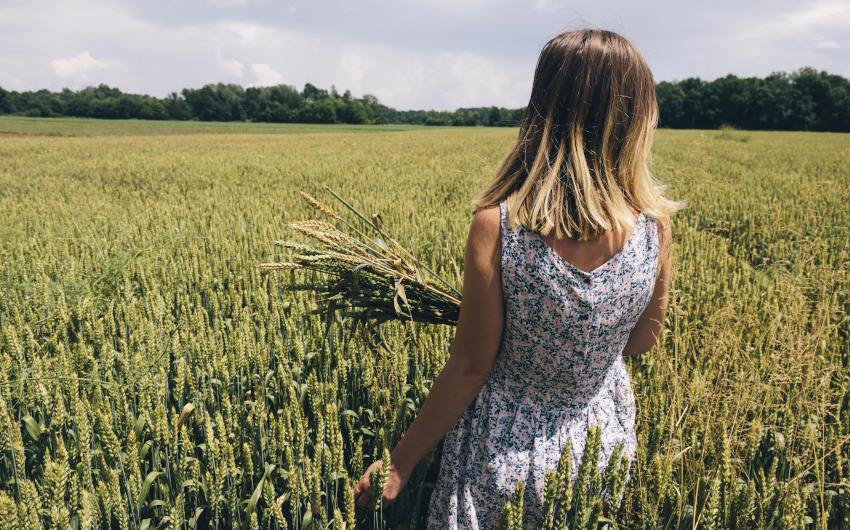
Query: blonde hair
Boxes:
[{"xmin": 473, "ymin": 29, "xmax": 684, "ymax": 240}]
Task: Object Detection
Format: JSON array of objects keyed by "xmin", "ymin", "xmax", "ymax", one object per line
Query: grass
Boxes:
[
  {"xmin": 0, "ymin": 119, "xmax": 847, "ymax": 530},
  {"xmin": 715, "ymin": 124, "xmax": 752, "ymax": 143},
  {"xmin": 0, "ymin": 115, "xmax": 427, "ymax": 137}
]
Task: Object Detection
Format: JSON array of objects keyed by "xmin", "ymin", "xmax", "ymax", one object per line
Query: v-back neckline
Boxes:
[{"xmin": 530, "ymin": 213, "xmax": 644, "ymax": 276}]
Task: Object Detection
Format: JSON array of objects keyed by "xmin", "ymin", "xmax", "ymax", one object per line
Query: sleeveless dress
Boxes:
[{"xmin": 427, "ymin": 202, "xmax": 659, "ymax": 530}]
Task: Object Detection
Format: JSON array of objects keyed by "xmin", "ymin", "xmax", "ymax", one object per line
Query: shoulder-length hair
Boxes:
[{"xmin": 473, "ymin": 29, "xmax": 684, "ymax": 240}]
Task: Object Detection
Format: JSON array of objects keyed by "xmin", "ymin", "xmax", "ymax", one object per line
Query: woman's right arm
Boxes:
[
  {"xmin": 352, "ymin": 206, "xmax": 505, "ymax": 508},
  {"xmin": 622, "ymin": 219, "xmax": 672, "ymax": 356}
]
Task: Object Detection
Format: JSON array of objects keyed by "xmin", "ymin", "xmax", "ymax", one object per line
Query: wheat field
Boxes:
[{"xmin": 0, "ymin": 121, "xmax": 847, "ymax": 530}]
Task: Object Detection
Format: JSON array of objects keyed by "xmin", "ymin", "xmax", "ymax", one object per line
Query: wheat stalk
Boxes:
[{"xmin": 260, "ymin": 190, "xmax": 462, "ymax": 326}]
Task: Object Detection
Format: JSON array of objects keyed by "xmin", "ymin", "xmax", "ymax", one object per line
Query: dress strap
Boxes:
[
  {"xmin": 498, "ymin": 201, "xmax": 508, "ymax": 231},
  {"xmin": 498, "ymin": 201, "xmax": 512, "ymax": 245},
  {"xmin": 642, "ymin": 214, "xmax": 661, "ymax": 279}
]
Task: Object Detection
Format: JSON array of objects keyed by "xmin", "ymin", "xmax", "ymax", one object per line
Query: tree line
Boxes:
[
  {"xmin": 656, "ymin": 67, "xmax": 850, "ymax": 132},
  {"xmin": 0, "ymin": 82, "xmax": 524, "ymax": 127},
  {"xmin": 0, "ymin": 83, "xmax": 390, "ymax": 125},
  {"xmin": 1, "ymin": 67, "xmax": 848, "ymax": 130}
]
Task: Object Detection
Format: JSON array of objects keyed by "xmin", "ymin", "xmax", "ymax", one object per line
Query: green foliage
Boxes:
[
  {"xmin": 182, "ymin": 83, "xmax": 247, "ymax": 121},
  {"xmin": 0, "ymin": 82, "xmax": 388, "ymax": 125},
  {"xmin": 402, "ymin": 106, "xmax": 525, "ymax": 127},
  {"xmin": 0, "ymin": 125, "xmax": 847, "ymax": 530},
  {"xmin": 714, "ymin": 125, "xmax": 752, "ymax": 143},
  {"xmin": 0, "ymin": 86, "xmax": 11, "ymax": 114},
  {"xmin": 657, "ymin": 68, "xmax": 850, "ymax": 131}
]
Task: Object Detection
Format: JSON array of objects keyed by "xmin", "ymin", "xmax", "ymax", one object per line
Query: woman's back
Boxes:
[
  {"xmin": 496, "ymin": 201, "xmax": 658, "ymax": 399},
  {"xmin": 539, "ymin": 206, "xmax": 641, "ymax": 274},
  {"xmin": 426, "ymin": 203, "xmax": 659, "ymax": 529}
]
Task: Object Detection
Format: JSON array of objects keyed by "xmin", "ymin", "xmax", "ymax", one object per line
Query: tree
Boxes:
[
  {"xmin": 139, "ymin": 100, "xmax": 168, "ymax": 120},
  {"xmin": 338, "ymin": 100, "xmax": 368, "ymax": 124},
  {"xmin": 183, "ymin": 86, "xmax": 224, "ymax": 121},
  {"xmin": 182, "ymin": 84, "xmax": 244, "ymax": 121},
  {"xmin": 488, "ymin": 106, "xmax": 501, "ymax": 126},
  {"xmin": 269, "ymin": 85, "xmax": 305, "ymax": 109},
  {"xmin": 0, "ymin": 86, "xmax": 13, "ymax": 113},
  {"xmin": 244, "ymin": 85, "xmax": 304, "ymax": 122},
  {"xmin": 92, "ymin": 97, "xmax": 119, "ymax": 119},
  {"xmin": 302, "ymin": 83, "xmax": 329, "ymax": 102},
  {"xmin": 63, "ymin": 96, "xmax": 92, "ymax": 118},
  {"xmin": 164, "ymin": 93, "xmax": 190, "ymax": 120},
  {"xmin": 424, "ymin": 117, "xmax": 448, "ymax": 126},
  {"xmin": 656, "ymin": 82, "xmax": 685, "ymax": 128},
  {"xmin": 298, "ymin": 99, "xmax": 336, "ymax": 123}
]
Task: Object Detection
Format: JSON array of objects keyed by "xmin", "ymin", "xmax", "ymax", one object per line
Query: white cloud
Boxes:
[
  {"xmin": 414, "ymin": 0, "xmax": 487, "ymax": 8},
  {"xmin": 216, "ymin": 50, "xmax": 244, "ymax": 77},
  {"xmin": 816, "ymin": 40, "xmax": 842, "ymax": 48},
  {"xmin": 670, "ymin": 0, "xmax": 850, "ymax": 81},
  {"xmin": 220, "ymin": 22, "xmax": 265, "ymax": 45},
  {"xmin": 780, "ymin": 0, "xmax": 850, "ymax": 32},
  {"xmin": 336, "ymin": 44, "xmax": 531, "ymax": 109},
  {"xmin": 443, "ymin": 52, "xmax": 529, "ymax": 108},
  {"xmin": 531, "ymin": 0, "xmax": 590, "ymax": 15},
  {"xmin": 208, "ymin": 0, "xmax": 247, "ymax": 7},
  {"xmin": 51, "ymin": 51, "xmax": 107, "ymax": 82},
  {"xmin": 249, "ymin": 63, "xmax": 285, "ymax": 86},
  {"xmin": 730, "ymin": 1, "xmax": 850, "ymax": 55},
  {"xmin": 0, "ymin": 76, "xmax": 23, "ymax": 90},
  {"xmin": 532, "ymin": 0, "xmax": 564, "ymax": 13}
]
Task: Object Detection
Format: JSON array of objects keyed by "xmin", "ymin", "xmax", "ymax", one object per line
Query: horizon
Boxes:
[
  {"xmin": 2, "ymin": 65, "xmax": 844, "ymax": 114},
  {"xmin": 2, "ymin": 0, "xmax": 849, "ymax": 112}
]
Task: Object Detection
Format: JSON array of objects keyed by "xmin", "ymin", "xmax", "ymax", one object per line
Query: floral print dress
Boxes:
[{"xmin": 427, "ymin": 202, "xmax": 659, "ymax": 530}]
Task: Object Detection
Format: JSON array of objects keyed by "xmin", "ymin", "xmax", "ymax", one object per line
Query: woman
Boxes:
[{"xmin": 354, "ymin": 28, "xmax": 683, "ymax": 529}]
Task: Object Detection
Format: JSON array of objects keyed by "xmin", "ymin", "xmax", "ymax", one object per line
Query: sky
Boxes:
[{"xmin": 1, "ymin": 0, "xmax": 849, "ymax": 111}]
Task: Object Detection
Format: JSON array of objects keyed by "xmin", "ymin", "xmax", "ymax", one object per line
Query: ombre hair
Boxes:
[{"xmin": 473, "ymin": 29, "xmax": 684, "ymax": 240}]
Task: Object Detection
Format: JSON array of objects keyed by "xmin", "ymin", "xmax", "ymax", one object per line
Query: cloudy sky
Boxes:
[{"xmin": 1, "ymin": 0, "xmax": 849, "ymax": 110}]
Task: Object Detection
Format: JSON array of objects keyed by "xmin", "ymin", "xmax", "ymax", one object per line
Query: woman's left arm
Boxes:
[
  {"xmin": 353, "ymin": 205, "xmax": 505, "ymax": 508},
  {"xmin": 623, "ymin": 218, "xmax": 672, "ymax": 356}
]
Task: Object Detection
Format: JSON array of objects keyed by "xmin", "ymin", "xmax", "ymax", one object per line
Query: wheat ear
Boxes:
[
  {"xmin": 257, "ymin": 263, "xmax": 304, "ymax": 271},
  {"xmin": 299, "ymin": 191, "xmax": 340, "ymax": 219}
]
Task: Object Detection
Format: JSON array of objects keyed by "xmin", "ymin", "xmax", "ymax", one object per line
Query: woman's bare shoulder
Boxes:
[
  {"xmin": 466, "ymin": 206, "xmax": 501, "ymax": 262},
  {"xmin": 470, "ymin": 205, "xmax": 501, "ymax": 236}
]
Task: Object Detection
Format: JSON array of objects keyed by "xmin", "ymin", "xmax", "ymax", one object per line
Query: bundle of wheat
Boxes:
[{"xmin": 259, "ymin": 189, "xmax": 462, "ymax": 327}]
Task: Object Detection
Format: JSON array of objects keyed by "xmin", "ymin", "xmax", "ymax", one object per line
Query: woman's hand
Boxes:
[{"xmin": 353, "ymin": 460, "xmax": 412, "ymax": 509}]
